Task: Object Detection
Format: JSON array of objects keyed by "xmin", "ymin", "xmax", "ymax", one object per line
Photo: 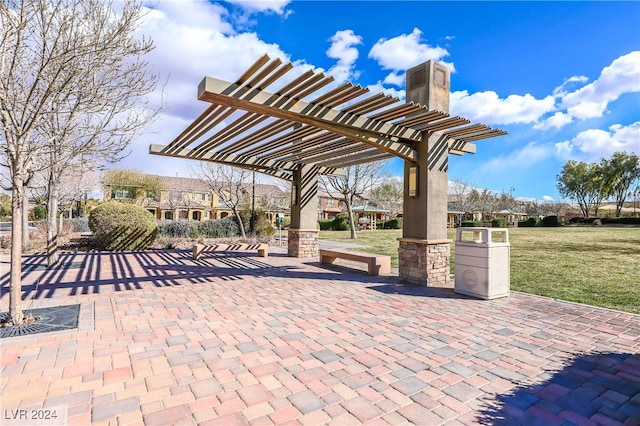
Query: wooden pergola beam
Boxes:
[
  {"xmin": 149, "ymin": 144, "xmax": 344, "ymax": 180},
  {"xmin": 198, "ymin": 77, "xmax": 419, "ymax": 162}
]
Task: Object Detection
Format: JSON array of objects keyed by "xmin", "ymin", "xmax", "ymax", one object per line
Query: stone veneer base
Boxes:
[
  {"xmin": 288, "ymin": 229, "xmax": 319, "ymax": 258},
  {"xmin": 398, "ymin": 238, "xmax": 451, "ymax": 287}
]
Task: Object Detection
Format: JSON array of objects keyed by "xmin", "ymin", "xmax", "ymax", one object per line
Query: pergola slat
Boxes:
[
  {"xmin": 220, "ymin": 119, "xmax": 293, "ymax": 154},
  {"xmin": 154, "ymin": 55, "xmax": 507, "ymax": 180}
]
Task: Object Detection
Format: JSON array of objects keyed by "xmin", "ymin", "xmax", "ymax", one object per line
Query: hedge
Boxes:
[
  {"xmin": 491, "ymin": 218, "xmax": 508, "ymax": 228},
  {"xmin": 197, "ymin": 217, "xmax": 239, "ymax": 238},
  {"xmin": 542, "ymin": 215, "xmax": 559, "ymax": 227},
  {"xmin": 519, "ymin": 217, "xmax": 541, "ymax": 227},
  {"xmin": 318, "ymin": 215, "xmax": 349, "ymax": 231},
  {"xmin": 460, "ymin": 220, "xmax": 483, "ymax": 227},
  {"xmin": 89, "ymin": 202, "xmax": 157, "ymax": 250}
]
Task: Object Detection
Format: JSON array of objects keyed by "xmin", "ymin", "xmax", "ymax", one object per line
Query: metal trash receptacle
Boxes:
[{"xmin": 454, "ymin": 227, "xmax": 510, "ymax": 299}]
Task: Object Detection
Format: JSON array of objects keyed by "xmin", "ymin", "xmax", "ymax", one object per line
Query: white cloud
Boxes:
[
  {"xmin": 140, "ymin": 1, "xmax": 294, "ymax": 123},
  {"xmin": 326, "ymin": 30, "xmax": 362, "ymax": 82},
  {"xmin": 224, "ymin": 0, "xmax": 291, "ymax": 15},
  {"xmin": 453, "ymin": 51, "xmax": 640, "ymax": 130},
  {"xmin": 451, "ymin": 90, "xmax": 556, "ymax": 126},
  {"xmin": 556, "ymin": 121, "xmax": 640, "ymax": 161},
  {"xmin": 533, "ymin": 111, "xmax": 573, "ymax": 131},
  {"xmin": 368, "ymin": 28, "xmax": 454, "ymax": 72},
  {"xmin": 382, "ymin": 71, "xmax": 405, "ymax": 87},
  {"xmin": 552, "ymin": 75, "xmax": 589, "ymax": 97},
  {"xmin": 542, "ymin": 195, "xmax": 555, "ymax": 202},
  {"xmin": 560, "ymin": 51, "xmax": 640, "ymax": 120}
]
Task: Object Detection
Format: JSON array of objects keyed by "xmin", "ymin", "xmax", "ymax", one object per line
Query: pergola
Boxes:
[{"xmin": 150, "ymin": 54, "xmax": 506, "ymax": 286}]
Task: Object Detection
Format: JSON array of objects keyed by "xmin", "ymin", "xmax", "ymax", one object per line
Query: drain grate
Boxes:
[{"xmin": 0, "ymin": 304, "xmax": 80, "ymax": 338}]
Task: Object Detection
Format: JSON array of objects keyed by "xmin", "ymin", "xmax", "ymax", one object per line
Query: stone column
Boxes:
[
  {"xmin": 400, "ymin": 61, "xmax": 452, "ymax": 287},
  {"xmin": 288, "ymin": 164, "xmax": 319, "ymax": 257}
]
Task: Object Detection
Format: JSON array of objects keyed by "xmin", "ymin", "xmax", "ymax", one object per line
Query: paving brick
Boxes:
[
  {"xmin": 398, "ymin": 402, "xmax": 445, "ymax": 425},
  {"xmin": 287, "ymin": 390, "xmax": 326, "ymax": 415},
  {"xmin": 1, "ymin": 250, "xmax": 638, "ymax": 426},
  {"xmin": 237, "ymin": 384, "xmax": 272, "ymax": 406},
  {"xmin": 341, "ymin": 396, "xmax": 383, "ymax": 422},
  {"xmin": 390, "ymin": 377, "xmax": 428, "ymax": 395},
  {"xmin": 91, "ymin": 396, "xmax": 139, "ymax": 422}
]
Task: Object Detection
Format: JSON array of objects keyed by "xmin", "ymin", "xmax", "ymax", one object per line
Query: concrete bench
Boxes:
[
  {"xmin": 319, "ymin": 248, "xmax": 391, "ymax": 276},
  {"xmin": 192, "ymin": 243, "xmax": 268, "ymax": 260}
]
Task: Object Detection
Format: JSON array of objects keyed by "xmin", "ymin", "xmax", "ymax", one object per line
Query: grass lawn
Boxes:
[{"xmin": 319, "ymin": 227, "xmax": 640, "ymax": 315}]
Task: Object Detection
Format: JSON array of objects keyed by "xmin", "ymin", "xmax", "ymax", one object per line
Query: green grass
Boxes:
[{"xmin": 319, "ymin": 227, "xmax": 640, "ymax": 314}]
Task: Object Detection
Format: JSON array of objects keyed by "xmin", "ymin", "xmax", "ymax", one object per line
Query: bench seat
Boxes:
[
  {"xmin": 319, "ymin": 248, "xmax": 391, "ymax": 276},
  {"xmin": 192, "ymin": 243, "xmax": 268, "ymax": 260}
]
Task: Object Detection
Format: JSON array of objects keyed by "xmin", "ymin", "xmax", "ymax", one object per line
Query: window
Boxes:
[
  {"xmin": 191, "ymin": 193, "xmax": 195, "ymax": 201},
  {"xmin": 201, "ymin": 193, "xmax": 206, "ymax": 201},
  {"xmin": 112, "ymin": 188, "xmax": 133, "ymax": 199},
  {"xmin": 146, "ymin": 190, "xmax": 155, "ymax": 199}
]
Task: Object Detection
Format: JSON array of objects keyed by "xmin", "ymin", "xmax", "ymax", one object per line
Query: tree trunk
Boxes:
[
  {"xmin": 233, "ymin": 207, "xmax": 246, "ymax": 239},
  {"xmin": 47, "ymin": 173, "xmax": 60, "ymax": 267},
  {"xmin": 10, "ymin": 177, "xmax": 24, "ymax": 325},
  {"xmin": 21, "ymin": 185, "xmax": 29, "ymax": 251},
  {"xmin": 345, "ymin": 202, "xmax": 357, "ymax": 239}
]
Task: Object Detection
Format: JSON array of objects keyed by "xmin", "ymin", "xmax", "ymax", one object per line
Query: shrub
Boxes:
[
  {"xmin": 332, "ymin": 215, "xmax": 349, "ymax": 231},
  {"xmin": 32, "ymin": 205, "xmax": 46, "ymax": 220},
  {"xmin": 89, "ymin": 202, "xmax": 157, "ymax": 250},
  {"xmin": 593, "ymin": 219, "xmax": 602, "ymax": 226},
  {"xmin": 65, "ymin": 217, "xmax": 90, "ymax": 233},
  {"xmin": 542, "ymin": 215, "xmax": 559, "ymax": 227},
  {"xmin": 380, "ymin": 218, "xmax": 402, "ymax": 229},
  {"xmin": 519, "ymin": 217, "xmax": 541, "ymax": 227},
  {"xmin": 318, "ymin": 219, "xmax": 333, "ymax": 231},
  {"xmin": 460, "ymin": 220, "xmax": 483, "ymax": 227},
  {"xmin": 240, "ymin": 208, "xmax": 275, "ymax": 239},
  {"xmin": 197, "ymin": 217, "xmax": 239, "ymax": 238},
  {"xmin": 157, "ymin": 220, "xmax": 197, "ymax": 238},
  {"xmin": 620, "ymin": 217, "xmax": 640, "ymax": 225},
  {"xmin": 491, "ymin": 218, "xmax": 509, "ymax": 228}
]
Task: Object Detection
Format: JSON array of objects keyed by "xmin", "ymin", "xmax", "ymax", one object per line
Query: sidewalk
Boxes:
[{"xmin": 1, "ymin": 250, "xmax": 639, "ymax": 425}]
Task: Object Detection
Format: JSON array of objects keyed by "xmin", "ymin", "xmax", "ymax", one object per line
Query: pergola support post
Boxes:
[
  {"xmin": 399, "ymin": 60, "xmax": 452, "ymax": 286},
  {"xmin": 288, "ymin": 164, "xmax": 319, "ymax": 258}
]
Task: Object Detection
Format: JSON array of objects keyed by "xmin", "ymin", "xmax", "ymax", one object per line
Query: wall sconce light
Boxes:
[
  {"xmin": 409, "ymin": 166, "xmax": 418, "ymax": 197},
  {"xmin": 291, "ymin": 184, "xmax": 298, "ymax": 205}
]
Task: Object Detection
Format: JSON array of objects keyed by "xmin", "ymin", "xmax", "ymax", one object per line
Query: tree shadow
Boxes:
[
  {"xmin": 0, "ymin": 250, "xmax": 399, "ymax": 301},
  {"xmin": 476, "ymin": 351, "xmax": 640, "ymax": 425}
]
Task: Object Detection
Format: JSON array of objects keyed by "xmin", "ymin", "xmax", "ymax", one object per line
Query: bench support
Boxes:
[{"xmin": 320, "ymin": 248, "xmax": 391, "ymax": 276}]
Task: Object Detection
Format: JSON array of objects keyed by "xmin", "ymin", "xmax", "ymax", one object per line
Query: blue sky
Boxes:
[{"xmin": 125, "ymin": 0, "xmax": 640, "ymax": 201}]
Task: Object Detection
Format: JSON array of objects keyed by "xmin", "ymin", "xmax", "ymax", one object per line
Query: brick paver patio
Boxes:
[{"xmin": 1, "ymin": 249, "xmax": 639, "ymax": 425}]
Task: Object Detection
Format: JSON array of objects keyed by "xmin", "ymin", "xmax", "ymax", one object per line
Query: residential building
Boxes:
[{"xmin": 103, "ymin": 174, "xmax": 288, "ymax": 222}]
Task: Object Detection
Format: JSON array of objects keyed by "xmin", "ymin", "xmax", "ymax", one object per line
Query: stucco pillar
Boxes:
[
  {"xmin": 288, "ymin": 164, "xmax": 319, "ymax": 257},
  {"xmin": 399, "ymin": 60, "xmax": 451, "ymax": 287}
]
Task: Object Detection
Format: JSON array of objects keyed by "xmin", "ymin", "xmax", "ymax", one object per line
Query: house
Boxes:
[
  {"xmin": 491, "ymin": 209, "xmax": 528, "ymax": 228},
  {"xmin": 103, "ymin": 173, "xmax": 287, "ymax": 222},
  {"xmin": 318, "ymin": 190, "xmax": 347, "ymax": 220}
]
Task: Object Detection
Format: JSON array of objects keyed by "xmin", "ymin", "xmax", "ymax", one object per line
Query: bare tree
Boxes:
[
  {"xmin": 0, "ymin": 0, "xmax": 158, "ymax": 324},
  {"xmin": 320, "ymin": 161, "xmax": 388, "ymax": 239},
  {"xmin": 370, "ymin": 176, "xmax": 403, "ymax": 219},
  {"xmin": 194, "ymin": 162, "xmax": 251, "ymax": 239},
  {"xmin": 448, "ymin": 179, "xmax": 478, "ymax": 224}
]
